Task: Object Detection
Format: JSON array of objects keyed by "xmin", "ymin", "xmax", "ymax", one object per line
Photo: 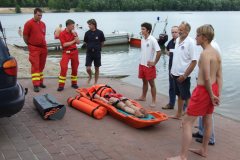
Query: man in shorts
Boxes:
[
  {"xmin": 136, "ymin": 22, "xmax": 161, "ymax": 107},
  {"xmin": 167, "ymin": 24, "xmax": 222, "ymax": 160},
  {"xmin": 170, "ymin": 21, "xmax": 198, "ymax": 119},
  {"xmin": 162, "ymin": 26, "xmax": 179, "ymax": 110},
  {"xmin": 83, "ymin": 19, "xmax": 105, "ymax": 85}
]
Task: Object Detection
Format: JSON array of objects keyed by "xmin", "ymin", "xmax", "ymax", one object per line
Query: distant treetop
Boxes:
[{"xmin": 1, "ymin": 0, "xmax": 240, "ymax": 11}]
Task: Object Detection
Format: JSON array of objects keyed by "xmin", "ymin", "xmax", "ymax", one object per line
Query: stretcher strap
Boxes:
[
  {"xmin": 112, "ymin": 100, "xmax": 120, "ymax": 107},
  {"xmin": 91, "ymin": 105, "xmax": 100, "ymax": 118},
  {"xmin": 95, "ymin": 86, "xmax": 107, "ymax": 97},
  {"xmin": 98, "ymin": 85, "xmax": 116, "ymax": 97},
  {"xmin": 69, "ymin": 98, "xmax": 74, "ymax": 107}
]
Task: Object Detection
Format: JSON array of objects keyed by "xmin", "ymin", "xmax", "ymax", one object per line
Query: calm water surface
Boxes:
[{"xmin": 1, "ymin": 11, "xmax": 239, "ymax": 121}]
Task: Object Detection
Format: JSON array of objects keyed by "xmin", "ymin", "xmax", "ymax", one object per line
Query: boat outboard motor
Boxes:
[{"xmin": 158, "ymin": 34, "xmax": 168, "ymax": 46}]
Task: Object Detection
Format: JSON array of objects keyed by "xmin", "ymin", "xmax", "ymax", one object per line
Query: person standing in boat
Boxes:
[
  {"xmin": 23, "ymin": 8, "xmax": 47, "ymax": 92},
  {"xmin": 83, "ymin": 19, "xmax": 105, "ymax": 85},
  {"xmin": 57, "ymin": 19, "xmax": 80, "ymax": 91},
  {"xmin": 136, "ymin": 22, "xmax": 161, "ymax": 107},
  {"xmin": 162, "ymin": 26, "xmax": 179, "ymax": 110}
]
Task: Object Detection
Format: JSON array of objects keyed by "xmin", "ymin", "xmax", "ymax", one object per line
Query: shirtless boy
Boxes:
[{"xmin": 166, "ymin": 24, "xmax": 222, "ymax": 160}]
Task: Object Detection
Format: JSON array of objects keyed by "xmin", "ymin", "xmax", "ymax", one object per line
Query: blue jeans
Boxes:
[
  {"xmin": 168, "ymin": 73, "xmax": 176, "ymax": 106},
  {"xmin": 198, "ymin": 116, "xmax": 215, "ymax": 143}
]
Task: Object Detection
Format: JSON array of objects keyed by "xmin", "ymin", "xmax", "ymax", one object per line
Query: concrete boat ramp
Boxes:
[{"xmin": 0, "ymin": 78, "xmax": 239, "ymax": 160}]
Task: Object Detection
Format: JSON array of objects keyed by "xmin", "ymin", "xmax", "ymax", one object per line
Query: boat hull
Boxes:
[
  {"xmin": 14, "ymin": 33, "xmax": 130, "ymax": 50},
  {"xmin": 129, "ymin": 37, "xmax": 141, "ymax": 48}
]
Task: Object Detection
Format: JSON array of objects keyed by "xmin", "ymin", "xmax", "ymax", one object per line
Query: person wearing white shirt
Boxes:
[
  {"xmin": 170, "ymin": 21, "xmax": 198, "ymax": 119},
  {"xmin": 136, "ymin": 22, "xmax": 161, "ymax": 107}
]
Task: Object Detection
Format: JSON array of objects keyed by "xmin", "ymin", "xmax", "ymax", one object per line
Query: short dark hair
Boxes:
[
  {"xmin": 34, "ymin": 8, "xmax": 42, "ymax": 14},
  {"xmin": 66, "ymin": 19, "xmax": 75, "ymax": 27},
  {"xmin": 87, "ymin": 19, "xmax": 97, "ymax": 28},
  {"xmin": 141, "ymin": 22, "xmax": 152, "ymax": 34}
]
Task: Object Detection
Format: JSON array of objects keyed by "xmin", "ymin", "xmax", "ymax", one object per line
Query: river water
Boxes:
[{"xmin": 0, "ymin": 11, "xmax": 239, "ymax": 121}]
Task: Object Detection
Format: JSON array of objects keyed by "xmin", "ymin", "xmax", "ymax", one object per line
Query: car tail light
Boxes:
[{"xmin": 3, "ymin": 58, "xmax": 17, "ymax": 76}]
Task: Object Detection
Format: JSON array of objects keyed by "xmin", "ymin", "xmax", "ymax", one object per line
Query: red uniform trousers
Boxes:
[
  {"xmin": 58, "ymin": 50, "xmax": 79, "ymax": 87},
  {"xmin": 28, "ymin": 45, "xmax": 47, "ymax": 87}
]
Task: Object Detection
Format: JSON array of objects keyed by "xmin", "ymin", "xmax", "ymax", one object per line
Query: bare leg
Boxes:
[
  {"xmin": 109, "ymin": 97, "xmax": 144, "ymax": 117},
  {"xmin": 86, "ymin": 66, "xmax": 92, "ymax": 84},
  {"xmin": 166, "ymin": 115, "xmax": 197, "ymax": 160},
  {"xmin": 149, "ymin": 79, "xmax": 156, "ymax": 107},
  {"xmin": 170, "ymin": 96, "xmax": 185, "ymax": 119},
  {"xmin": 94, "ymin": 67, "xmax": 99, "ymax": 85},
  {"xmin": 182, "ymin": 99, "xmax": 189, "ymax": 115},
  {"xmin": 136, "ymin": 78, "xmax": 148, "ymax": 101},
  {"xmin": 189, "ymin": 114, "xmax": 212, "ymax": 157},
  {"xmin": 124, "ymin": 100, "xmax": 147, "ymax": 116},
  {"xmin": 93, "ymin": 94, "xmax": 108, "ymax": 103}
]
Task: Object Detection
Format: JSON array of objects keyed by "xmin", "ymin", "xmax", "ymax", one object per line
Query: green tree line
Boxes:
[{"xmin": 1, "ymin": 0, "xmax": 240, "ymax": 11}]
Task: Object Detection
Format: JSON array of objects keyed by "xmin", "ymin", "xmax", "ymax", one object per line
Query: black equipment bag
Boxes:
[{"xmin": 33, "ymin": 94, "xmax": 66, "ymax": 120}]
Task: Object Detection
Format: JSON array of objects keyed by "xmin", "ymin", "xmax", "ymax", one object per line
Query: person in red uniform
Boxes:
[
  {"xmin": 57, "ymin": 19, "xmax": 80, "ymax": 91},
  {"xmin": 23, "ymin": 8, "xmax": 47, "ymax": 92}
]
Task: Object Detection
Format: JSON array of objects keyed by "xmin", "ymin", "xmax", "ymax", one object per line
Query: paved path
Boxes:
[{"xmin": 0, "ymin": 78, "xmax": 239, "ymax": 160}]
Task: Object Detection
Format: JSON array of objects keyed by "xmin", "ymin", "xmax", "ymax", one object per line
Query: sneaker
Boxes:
[
  {"xmin": 195, "ymin": 138, "xmax": 215, "ymax": 146},
  {"xmin": 192, "ymin": 132, "xmax": 203, "ymax": 138},
  {"xmin": 162, "ymin": 104, "xmax": 174, "ymax": 109},
  {"xmin": 40, "ymin": 83, "xmax": 46, "ymax": 88},
  {"xmin": 33, "ymin": 86, "xmax": 40, "ymax": 92},
  {"xmin": 57, "ymin": 87, "xmax": 64, "ymax": 92},
  {"xmin": 71, "ymin": 84, "xmax": 78, "ymax": 89}
]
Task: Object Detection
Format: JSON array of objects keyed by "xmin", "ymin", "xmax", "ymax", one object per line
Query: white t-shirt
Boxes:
[
  {"xmin": 140, "ymin": 35, "xmax": 161, "ymax": 67},
  {"xmin": 171, "ymin": 36, "xmax": 198, "ymax": 76}
]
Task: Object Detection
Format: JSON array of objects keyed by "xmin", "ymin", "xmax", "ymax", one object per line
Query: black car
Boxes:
[{"xmin": 0, "ymin": 22, "xmax": 26, "ymax": 117}]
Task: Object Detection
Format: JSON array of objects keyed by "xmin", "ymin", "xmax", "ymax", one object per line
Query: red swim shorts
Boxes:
[
  {"xmin": 187, "ymin": 83, "xmax": 219, "ymax": 116},
  {"xmin": 138, "ymin": 64, "xmax": 156, "ymax": 81}
]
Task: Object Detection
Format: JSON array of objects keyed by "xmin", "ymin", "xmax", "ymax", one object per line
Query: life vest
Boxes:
[{"xmin": 87, "ymin": 84, "xmax": 116, "ymax": 99}]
